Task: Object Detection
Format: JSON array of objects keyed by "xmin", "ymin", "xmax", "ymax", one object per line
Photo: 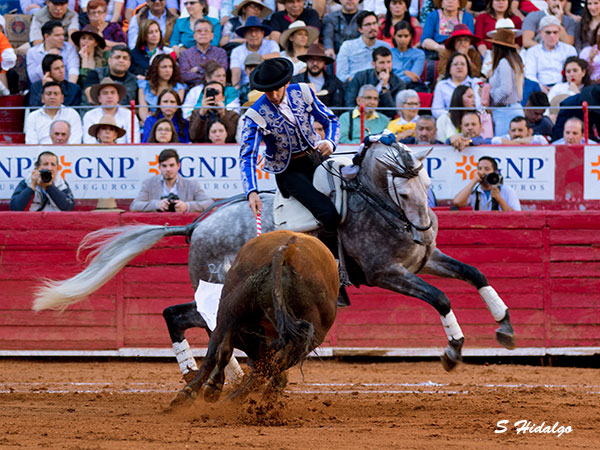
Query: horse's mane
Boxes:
[{"xmin": 375, "ymin": 144, "xmax": 422, "ymax": 179}]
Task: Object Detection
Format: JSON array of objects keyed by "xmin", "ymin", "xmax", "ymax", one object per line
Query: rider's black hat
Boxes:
[{"xmin": 250, "ymin": 57, "xmax": 294, "ymax": 92}]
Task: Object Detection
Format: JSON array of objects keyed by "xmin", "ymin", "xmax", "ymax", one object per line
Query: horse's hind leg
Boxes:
[
  {"xmin": 163, "ymin": 301, "xmax": 245, "ymax": 383},
  {"xmin": 371, "ymin": 263, "xmax": 465, "ymax": 371},
  {"xmin": 419, "ymin": 249, "xmax": 515, "ymax": 350}
]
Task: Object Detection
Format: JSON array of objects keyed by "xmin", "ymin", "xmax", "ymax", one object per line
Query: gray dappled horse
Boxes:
[{"xmin": 33, "ymin": 141, "xmax": 515, "ymax": 379}]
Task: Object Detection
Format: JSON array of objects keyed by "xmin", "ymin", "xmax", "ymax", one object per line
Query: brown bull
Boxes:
[{"xmin": 171, "ymin": 230, "xmax": 339, "ymax": 407}]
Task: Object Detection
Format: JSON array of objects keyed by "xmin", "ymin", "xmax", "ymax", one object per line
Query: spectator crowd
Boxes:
[{"xmin": 0, "ymin": 0, "xmax": 599, "ymax": 147}]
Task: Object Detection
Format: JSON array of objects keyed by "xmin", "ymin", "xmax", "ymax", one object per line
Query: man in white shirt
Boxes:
[
  {"xmin": 490, "ymin": 116, "xmax": 549, "ymax": 145},
  {"xmin": 24, "ymin": 81, "xmax": 82, "ymax": 144},
  {"xmin": 82, "ymin": 78, "xmax": 140, "ymax": 144},
  {"xmin": 524, "ymin": 15, "xmax": 577, "ymax": 93},
  {"xmin": 26, "ymin": 20, "xmax": 80, "ymax": 84},
  {"xmin": 552, "ymin": 117, "xmax": 596, "ymax": 144}
]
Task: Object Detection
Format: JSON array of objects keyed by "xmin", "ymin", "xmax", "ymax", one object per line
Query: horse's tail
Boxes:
[
  {"xmin": 33, "ymin": 224, "xmax": 193, "ymax": 312},
  {"xmin": 271, "ymin": 236, "xmax": 315, "ymax": 365}
]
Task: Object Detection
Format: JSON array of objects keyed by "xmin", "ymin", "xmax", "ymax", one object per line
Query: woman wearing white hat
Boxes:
[{"xmin": 279, "ymin": 20, "xmax": 319, "ymax": 75}]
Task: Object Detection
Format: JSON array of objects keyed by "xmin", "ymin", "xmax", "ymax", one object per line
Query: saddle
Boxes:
[{"xmin": 273, "ymin": 156, "xmax": 353, "ymax": 232}]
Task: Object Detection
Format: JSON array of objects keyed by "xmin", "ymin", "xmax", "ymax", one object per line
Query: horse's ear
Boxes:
[{"xmin": 413, "ymin": 148, "xmax": 433, "ymax": 162}]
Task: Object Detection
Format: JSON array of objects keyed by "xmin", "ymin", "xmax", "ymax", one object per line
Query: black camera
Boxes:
[
  {"xmin": 484, "ymin": 172, "xmax": 503, "ymax": 187},
  {"xmin": 205, "ymin": 87, "xmax": 219, "ymax": 100},
  {"xmin": 161, "ymin": 193, "xmax": 179, "ymax": 212},
  {"xmin": 39, "ymin": 169, "xmax": 53, "ymax": 183}
]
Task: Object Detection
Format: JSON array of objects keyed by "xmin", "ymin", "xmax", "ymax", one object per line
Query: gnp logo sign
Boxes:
[
  {"xmin": 584, "ymin": 146, "xmax": 600, "ymax": 200},
  {"xmin": 419, "ymin": 146, "xmax": 555, "ymax": 200}
]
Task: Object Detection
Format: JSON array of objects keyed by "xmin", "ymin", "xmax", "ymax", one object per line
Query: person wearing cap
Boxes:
[
  {"xmin": 24, "ymin": 81, "xmax": 83, "ymax": 144},
  {"xmin": 26, "ymin": 20, "xmax": 80, "ymax": 84},
  {"xmin": 131, "ymin": 148, "xmax": 213, "ymax": 213},
  {"xmin": 239, "ymin": 58, "xmax": 341, "ymax": 259},
  {"xmin": 170, "ymin": 0, "xmax": 221, "ymax": 55},
  {"xmin": 10, "ymin": 151, "xmax": 75, "ymax": 212},
  {"xmin": 487, "ymin": 28, "xmax": 525, "ymax": 135},
  {"xmin": 290, "ymin": 43, "xmax": 345, "ymax": 112},
  {"xmin": 438, "ymin": 23, "xmax": 482, "ymax": 78},
  {"xmin": 82, "ymin": 77, "xmax": 140, "ymax": 143},
  {"xmin": 421, "ymin": 0, "xmax": 475, "ymax": 56},
  {"xmin": 28, "ymin": 54, "xmax": 82, "ymax": 107},
  {"xmin": 524, "ymin": 15, "xmax": 577, "ymax": 93},
  {"xmin": 230, "ymin": 16, "xmax": 280, "ymax": 88},
  {"xmin": 522, "ymin": 0, "xmax": 577, "ymax": 49},
  {"xmin": 279, "ymin": 21, "xmax": 319, "ymax": 75},
  {"xmin": 88, "ymin": 114, "xmax": 127, "ymax": 144},
  {"xmin": 0, "ymin": 17, "xmax": 16, "ymax": 96},
  {"xmin": 220, "ymin": 0, "xmax": 273, "ymax": 46},
  {"xmin": 178, "ymin": 18, "xmax": 228, "ymax": 87},
  {"xmin": 82, "ymin": 44, "xmax": 138, "ymax": 107},
  {"xmin": 238, "ymin": 52, "xmax": 264, "ymax": 106},
  {"xmin": 29, "ymin": 0, "xmax": 79, "ymax": 47},
  {"xmin": 127, "ymin": 0, "xmax": 179, "ymax": 50},
  {"xmin": 72, "ymin": 25, "xmax": 108, "ymax": 85},
  {"xmin": 321, "ymin": 0, "xmax": 362, "ymax": 59},
  {"xmin": 336, "ymin": 11, "xmax": 392, "ymax": 82},
  {"xmin": 344, "ymin": 46, "xmax": 404, "ymax": 119},
  {"xmin": 474, "ymin": 1, "xmax": 522, "ymax": 57},
  {"xmin": 267, "ymin": 0, "xmax": 321, "ymax": 44}
]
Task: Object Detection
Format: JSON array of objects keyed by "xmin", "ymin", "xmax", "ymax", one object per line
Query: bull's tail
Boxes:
[
  {"xmin": 271, "ymin": 237, "xmax": 315, "ymax": 365},
  {"xmin": 33, "ymin": 224, "xmax": 193, "ymax": 312}
]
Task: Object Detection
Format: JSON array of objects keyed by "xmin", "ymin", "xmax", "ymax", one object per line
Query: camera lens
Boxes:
[
  {"xmin": 40, "ymin": 170, "xmax": 52, "ymax": 183},
  {"xmin": 485, "ymin": 173, "xmax": 500, "ymax": 185}
]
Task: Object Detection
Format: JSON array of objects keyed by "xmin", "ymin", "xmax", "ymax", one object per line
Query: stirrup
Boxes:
[{"xmin": 337, "ymin": 286, "xmax": 351, "ymax": 308}]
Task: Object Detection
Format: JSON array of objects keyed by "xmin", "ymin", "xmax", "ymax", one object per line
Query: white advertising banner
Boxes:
[
  {"xmin": 584, "ymin": 146, "xmax": 600, "ymax": 200},
  {"xmin": 0, "ymin": 144, "xmax": 277, "ymax": 199},
  {"xmin": 0, "ymin": 144, "xmax": 555, "ymax": 201}
]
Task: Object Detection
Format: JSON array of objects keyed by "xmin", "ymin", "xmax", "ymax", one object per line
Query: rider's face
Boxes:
[{"xmin": 265, "ymin": 84, "xmax": 288, "ymax": 105}]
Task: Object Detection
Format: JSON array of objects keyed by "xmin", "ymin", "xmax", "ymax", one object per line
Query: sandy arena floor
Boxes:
[{"xmin": 0, "ymin": 359, "xmax": 598, "ymax": 449}]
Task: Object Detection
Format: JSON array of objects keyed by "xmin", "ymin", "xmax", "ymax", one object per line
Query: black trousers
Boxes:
[{"xmin": 276, "ymin": 154, "xmax": 340, "ymax": 254}]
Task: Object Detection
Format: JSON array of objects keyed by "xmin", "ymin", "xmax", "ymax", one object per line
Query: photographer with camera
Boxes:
[
  {"xmin": 452, "ymin": 156, "xmax": 521, "ymax": 211},
  {"xmin": 130, "ymin": 149, "xmax": 213, "ymax": 213},
  {"xmin": 189, "ymin": 81, "xmax": 239, "ymax": 143},
  {"xmin": 10, "ymin": 151, "xmax": 75, "ymax": 212}
]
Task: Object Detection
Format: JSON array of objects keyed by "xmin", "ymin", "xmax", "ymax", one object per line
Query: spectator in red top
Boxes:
[
  {"xmin": 475, "ymin": 0, "xmax": 522, "ymax": 56},
  {"xmin": 378, "ymin": 0, "xmax": 422, "ymax": 47}
]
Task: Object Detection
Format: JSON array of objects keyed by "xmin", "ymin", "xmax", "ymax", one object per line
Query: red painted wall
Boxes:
[{"xmin": 1, "ymin": 211, "xmax": 599, "ymax": 352}]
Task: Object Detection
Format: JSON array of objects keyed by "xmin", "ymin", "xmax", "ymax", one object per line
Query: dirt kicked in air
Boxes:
[{"xmin": 0, "ymin": 359, "xmax": 598, "ymax": 449}]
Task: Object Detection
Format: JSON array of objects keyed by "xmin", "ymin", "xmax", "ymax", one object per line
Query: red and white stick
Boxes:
[{"xmin": 256, "ymin": 211, "xmax": 262, "ymax": 236}]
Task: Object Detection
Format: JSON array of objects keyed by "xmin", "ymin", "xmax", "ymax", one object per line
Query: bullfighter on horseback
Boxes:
[{"xmin": 239, "ymin": 57, "xmax": 348, "ymax": 300}]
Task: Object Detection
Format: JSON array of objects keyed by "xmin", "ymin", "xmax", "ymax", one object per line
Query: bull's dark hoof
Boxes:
[
  {"xmin": 496, "ymin": 311, "xmax": 516, "ymax": 350},
  {"xmin": 169, "ymin": 386, "xmax": 197, "ymax": 409},
  {"xmin": 440, "ymin": 337, "xmax": 464, "ymax": 372},
  {"xmin": 183, "ymin": 369, "xmax": 199, "ymax": 384}
]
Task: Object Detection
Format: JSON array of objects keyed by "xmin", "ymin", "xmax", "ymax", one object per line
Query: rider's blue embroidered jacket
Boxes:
[{"xmin": 239, "ymin": 83, "xmax": 340, "ymax": 197}]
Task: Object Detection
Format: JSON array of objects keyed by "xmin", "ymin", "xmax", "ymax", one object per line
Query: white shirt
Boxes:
[
  {"xmin": 82, "ymin": 107, "xmax": 140, "ymax": 144},
  {"xmin": 524, "ymin": 42, "xmax": 577, "ymax": 86},
  {"xmin": 547, "ymin": 81, "xmax": 580, "ymax": 104},
  {"xmin": 24, "ymin": 106, "xmax": 83, "ymax": 144},
  {"xmin": 490, "ymin": 134, "xmax": 549, "ymax": 145},
  {"xmin": 431, "ymin": 77, "xmax": 483, "ymax": 119}
]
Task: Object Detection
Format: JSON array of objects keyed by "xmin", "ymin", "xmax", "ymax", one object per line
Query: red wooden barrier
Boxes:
[{"xmin": 0, "ymin": 211, "xmax": 599, "ymax": 355}]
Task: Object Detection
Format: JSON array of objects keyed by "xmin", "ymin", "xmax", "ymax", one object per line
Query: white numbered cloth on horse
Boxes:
[
  {"xmin": 194, "ymin": 280, "xmax": 223, "ymax": 331},
  {"xmin": 273, "ymin": 156, "xmax": 353, "ymax": 232}
]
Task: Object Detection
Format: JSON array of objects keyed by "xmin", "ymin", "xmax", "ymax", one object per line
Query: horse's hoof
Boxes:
[
  {"xmin": 496, "ymin": 311, "xmax": 516, "ymax": 350},
  {"xmin": 202, "ymin": 384, "xmax": 222, "ymax": 403},
  {"xmin": 169, "ymin": 386, "xmax": 197, "ymax": 409},
  {"xmin": 183, "ymin": 369, "xmax": 199, "ymax": 384},
  {"xmin": 440, "ymin": 337, "xmax": 464, "ymax": 372}
]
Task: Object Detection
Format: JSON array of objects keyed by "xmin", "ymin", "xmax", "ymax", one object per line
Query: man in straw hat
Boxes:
[
  {"xmin": 239, "ymin": 58, "xmax": 349, "ymax": 302},
  {"xmin": 82, "ymin": 77, "xmax": 140, "ymax": 144},
  {"xmin": 88, "ymin": 115, "xmax": 127, "ymax": 144},
  {"xmin": 291, "ymin": 43, "xmax": 345, "ymax": 111}
]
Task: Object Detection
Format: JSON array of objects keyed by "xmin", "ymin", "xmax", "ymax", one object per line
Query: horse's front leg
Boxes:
[
  {"xmin": 370, "ymin": 262, "xmax": 465, "ymax": 371},
  {"xmin": 418, "ymin": 249, "xmax": 515, "ymax": 350}
]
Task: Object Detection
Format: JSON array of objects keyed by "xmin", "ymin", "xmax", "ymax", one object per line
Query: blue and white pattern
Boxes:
[{"xmin": 239, "ymin": 83, "xmax": 340, "ymax": 197}]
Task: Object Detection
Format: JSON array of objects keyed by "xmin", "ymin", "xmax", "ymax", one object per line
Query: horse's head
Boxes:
[{"xmin": 359, "ymin": 142, "xmax": 434, "ymax": 245}]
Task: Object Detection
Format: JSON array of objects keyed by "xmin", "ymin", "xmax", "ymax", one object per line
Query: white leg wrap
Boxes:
[
  {"xmin": 479, "ymin": 286, "xmax": 508, "ymax": 322},
  {"xmin": 440, "ymin": 311, "xmax": 464, "ymax": 341},
  {"xmin": 224, "ymin": 357, "xmax": 244, "ymax": 385},
  {"xmin": 173, "ymin": 339, "xmax": 198, "ymax": 375}
]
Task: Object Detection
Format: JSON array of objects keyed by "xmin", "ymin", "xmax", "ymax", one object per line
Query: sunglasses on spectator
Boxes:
[{"xmin": 148, "ymin": 0, "xmax": 165, "ymax": 3}]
